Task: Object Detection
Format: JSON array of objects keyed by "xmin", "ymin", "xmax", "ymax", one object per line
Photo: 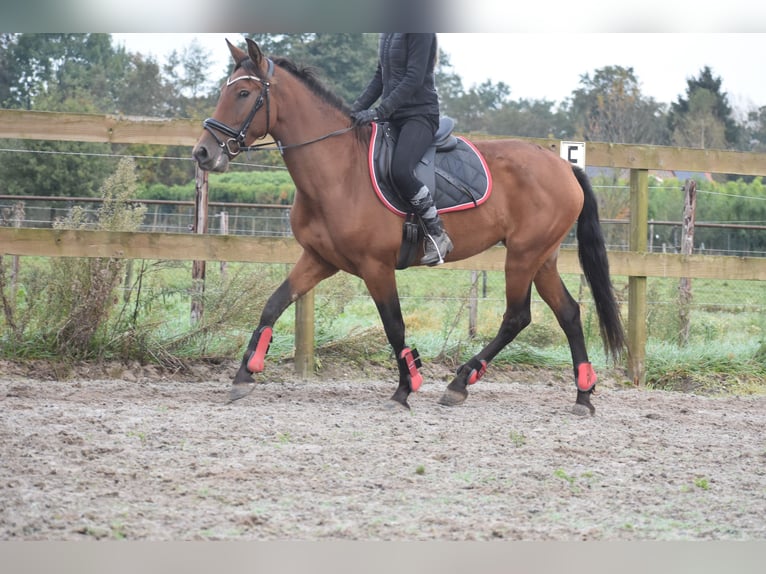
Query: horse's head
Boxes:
[{"xmin": 193, "ymin": 38, "xmax": 275, "ymax": 172}]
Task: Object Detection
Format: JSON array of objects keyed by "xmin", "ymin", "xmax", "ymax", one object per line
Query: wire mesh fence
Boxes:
[{"xmin": 3, "ymin": 191, "xmax": 766, "ymax": 256}]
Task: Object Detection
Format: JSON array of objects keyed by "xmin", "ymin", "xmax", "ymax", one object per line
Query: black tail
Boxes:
[{"xmin": 572, "ymin": 165, "xmax": 626, "ymax": 360}]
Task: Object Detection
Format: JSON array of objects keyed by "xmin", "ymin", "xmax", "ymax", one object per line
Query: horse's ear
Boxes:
[
  {"xmin": 226, "ymin": 38, "xmax": 248, "ymax": 66},
  {"xmin": 245, "ymin": 37, "xmax": 264, "ymax": 69}
]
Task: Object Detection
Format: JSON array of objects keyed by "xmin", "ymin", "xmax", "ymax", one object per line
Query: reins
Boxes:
[
  {"xmin": 202, "ymin": 58, "xmax": 353, "ymax": 158},
  {"xmin": 243, "ymin": 126, "xmax": 354, "ymax": 155}
]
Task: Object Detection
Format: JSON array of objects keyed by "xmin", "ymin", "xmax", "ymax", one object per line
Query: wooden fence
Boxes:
[{"xmin": 2, "ymin": 109, "xmax": 766, "ymax": 384}]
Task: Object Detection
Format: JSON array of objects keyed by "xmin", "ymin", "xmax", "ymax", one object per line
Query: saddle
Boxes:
[{"xmin": 367, "ymin": 117, "xmax": 492, "ymax": 269}]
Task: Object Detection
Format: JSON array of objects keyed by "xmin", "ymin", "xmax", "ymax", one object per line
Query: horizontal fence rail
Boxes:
[
  {"xmin": 3, "ymin": 195, "xmax": 764, "ymax": 256},
  {"xmin": 3, "ymin": 228, "xmax": 765, "ymax": 281},
  {"xmin": 3, "ymin": 109, "xmax": 766, "ymax": 175}
]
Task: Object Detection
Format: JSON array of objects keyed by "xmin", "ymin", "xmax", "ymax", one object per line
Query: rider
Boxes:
[{"xmin": 350, "ymin": 33, "xmax": 453, "ymax": 266}]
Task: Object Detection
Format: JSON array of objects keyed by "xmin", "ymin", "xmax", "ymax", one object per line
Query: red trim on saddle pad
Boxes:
[{"xmin": 576, "ymin": 362, "xmax": 598, "ymax": 392}]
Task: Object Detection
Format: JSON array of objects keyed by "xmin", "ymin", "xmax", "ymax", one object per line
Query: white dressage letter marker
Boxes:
[{"xmin": 560, "ymin": 141, "xmax": 586, "ymax": 167}]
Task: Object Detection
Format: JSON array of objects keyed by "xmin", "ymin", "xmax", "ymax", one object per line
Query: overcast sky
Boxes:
[{"xmin": 112, "ymin": 33, "xmax": 766, "ymax": 114}]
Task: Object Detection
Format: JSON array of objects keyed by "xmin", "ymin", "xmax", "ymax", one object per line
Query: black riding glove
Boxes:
[{"xmin": 350, "ymin": 108, "xmax": 379, "ymax": 126}]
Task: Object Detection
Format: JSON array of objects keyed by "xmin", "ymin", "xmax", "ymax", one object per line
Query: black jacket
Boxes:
[{"xmin": 353, "ymin": 33, "xmax": 439, "ymax": 123}]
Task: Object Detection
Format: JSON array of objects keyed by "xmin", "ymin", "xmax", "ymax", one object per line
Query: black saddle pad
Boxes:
[{"xmin": 368, "ymin": 123, "xmax": 492, "ymax": 216}]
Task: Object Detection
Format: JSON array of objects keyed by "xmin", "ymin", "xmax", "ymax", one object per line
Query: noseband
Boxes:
[{"xmin": 202, "ymin": 58, "xmax": 276, "ymax": 159}]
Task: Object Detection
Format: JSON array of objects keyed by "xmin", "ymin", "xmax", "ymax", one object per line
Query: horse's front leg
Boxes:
[
  {"xmin": 230, "ymin": 251, "xmax": 337, "ymax": 401},
  {"xmin": 364, "ymin": 270, "xmax": 420, "ymax": 409}
]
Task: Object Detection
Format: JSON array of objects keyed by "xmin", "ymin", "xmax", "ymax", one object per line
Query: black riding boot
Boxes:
[{"xmin": 411, "ymin": 185, "xmax": 453, "ymax": 266}]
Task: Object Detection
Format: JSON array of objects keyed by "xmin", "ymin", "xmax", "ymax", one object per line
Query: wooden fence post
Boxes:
[
  {"xmin": 678, "ymin": 179, "xmax": 698, "ymax": 346},
  {"xmin": 10, "ymin": 201, "xmax": 23, "ymax": 297},
  {"xmin": 190, "ymin": 166, "xmax": 208, "ymax": 325},
  {"xmin": 294, "ymin": 289, "xmax": 315, "ymax": 378},
  {"xmin": 219, "ymin": 211, "xmax": 229, "ymax": 280},
  {"xmin": 468, "ymin": 270, "xmax": 478, "ymax": 339},
  {"xmin": 628, "ymin": 168, "xmax": 649, "ymax": 385}
]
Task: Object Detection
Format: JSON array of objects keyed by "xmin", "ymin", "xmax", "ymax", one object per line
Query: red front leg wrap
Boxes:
[
  {"xmin": 576, "ymin": 362, "xmax": 598, "ymax": 392},
  {"xmin": 467, "ymin": 359, "xmax": 488, "ymax": 385},
  {"xmin": 399, "ymin": 347, "xmax": 423, "ymax": 392},
  {"xmin": 246, "ymin": 326, "xmax": 273, "ymax": 373}
]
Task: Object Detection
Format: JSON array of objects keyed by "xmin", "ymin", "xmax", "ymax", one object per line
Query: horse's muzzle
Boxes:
[{"xmin": 192, "ymin": 141, "xmax": 229, "ymax": 173}]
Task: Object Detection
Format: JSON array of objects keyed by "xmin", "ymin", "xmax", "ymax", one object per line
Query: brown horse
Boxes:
[{"xmin": 193, "ymin": 38, "xmax": 626, "ymax": 415}]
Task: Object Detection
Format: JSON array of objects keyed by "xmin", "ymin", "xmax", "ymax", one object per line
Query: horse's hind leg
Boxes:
[
  {"xmin": 439, "ymin": 283, "xmax": 533, "ymax": 407},
  {"xmin": 230, "ymin": 252, "xmax": 337, "ymax": 401},
  {"xmin": 533, "ymin": 260, "xmax": 596, "ymax": 416}
]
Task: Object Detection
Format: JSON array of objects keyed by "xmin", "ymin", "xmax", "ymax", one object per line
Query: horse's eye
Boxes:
[{"xmin": 238, "ymin": 89, "xmax": 250, "ymax": 98}]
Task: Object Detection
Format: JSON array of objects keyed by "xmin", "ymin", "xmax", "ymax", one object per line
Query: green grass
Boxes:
[
  {"xmin": 645, "ymin": 339, "xmax": 766, "ymax": 394},
  {"xmin": 508, "ymin": 430, "xmax": 526, "ymax": 448}
]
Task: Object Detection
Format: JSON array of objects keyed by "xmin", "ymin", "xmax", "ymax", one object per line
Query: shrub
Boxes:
[{"xmin": 46, "ymin": 158, "xmax": 147, "ymax": 357}]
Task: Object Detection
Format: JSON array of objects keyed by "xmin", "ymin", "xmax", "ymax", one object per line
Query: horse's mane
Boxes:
[
  {"xmin": 239, "ymin": 55, "xmax": 351, "ymax": 115},
  {"xmin": 238, "ymin": 54, "xmax": 369, "ymax": 143}
]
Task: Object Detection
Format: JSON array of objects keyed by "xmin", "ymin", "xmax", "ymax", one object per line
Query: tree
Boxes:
[
  {"xmin": 0, "ymin": 33, "xmax": 132, "ymax": 113},
  {"xmin": 1, "ymin": 33, "xmax": 61, "ymax": 110},
  {"xmin": 0, "ymin": 34, "xmax": 129, "ymax": 196},
  {"xmin": 162, "ymin": 40, "xmax": 220, "ymax": 118},
  {"xmin": 745, "ymin": 105, "xmax": 766, "ymax": 152},
  {"xmin": 566, "ymin": 65, "xmax": 668, "ymax": 144},
  {"xmin": 434, "ymin": 49, "xmax": 465, "ymax": 110},
  {"xmin": 668, "ymin": 66, "xmax": 739, "ymax": 149},
  {"xmin": 0, "ymin": 34, "xmax": 16, "ymax": 107},
  {"xmin": 50, "ymin": 34, "xmax": 131, "ymax": 113},
  {"xmin": 446, "ymin": 80, "xmax": 513, "ymax": 133},
  {"xmin": 436, "ymin": 49, "xmax": 516, "ymax": 133},
  {"xmin": 671, "ymin": 88, "xmax": 726, "ymax": 149},
  {"xmin": 116, "ymin": 53, "xmax": 167, "ymax": 117},
  {"xmin": 484, "ymin": 98, "xmax": 572, "ymax": 139}
]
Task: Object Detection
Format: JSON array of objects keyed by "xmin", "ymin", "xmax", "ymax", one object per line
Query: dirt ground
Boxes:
[{"xmin": 2, "ymin": 358, "xmax": 765, "ymax": 541}]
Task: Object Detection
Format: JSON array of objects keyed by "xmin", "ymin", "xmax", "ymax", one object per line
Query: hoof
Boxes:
[
  {"xmin": 438, "ymin": 388, "xmax": 467, "ymax": 407},
  {"xmin": 227, "ymin": 382, "xmax": 255, "ymax": 403},
  {"xmin": 233, "ymin": 369, "xmax": 255, "ymax": 385},
  {"xmin": 385, "ymin": 398, "xmax": 410, "ymax": 411},
  {"xmin": 571, "ymin": 402, "xmax": 595, "ymax": 417}
]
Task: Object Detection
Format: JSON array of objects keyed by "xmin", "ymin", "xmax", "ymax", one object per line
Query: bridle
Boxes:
[
  {"xmin": 202, "ymin": 58, "xmax": 276, "ymax": 159},
  {"xmin": 202, "ymin": 57, "xmax": 353, "ymax": 158}
]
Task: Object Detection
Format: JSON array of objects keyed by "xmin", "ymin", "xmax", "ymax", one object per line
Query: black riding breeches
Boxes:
[{"xmin": 389, "ymin": 117, "xmax": 436, "ymax": 200}]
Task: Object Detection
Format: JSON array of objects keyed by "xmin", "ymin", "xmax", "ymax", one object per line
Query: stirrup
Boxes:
[{"xmin": 421, "ymin": 232, "xmax": 453, "ymax": 266}]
